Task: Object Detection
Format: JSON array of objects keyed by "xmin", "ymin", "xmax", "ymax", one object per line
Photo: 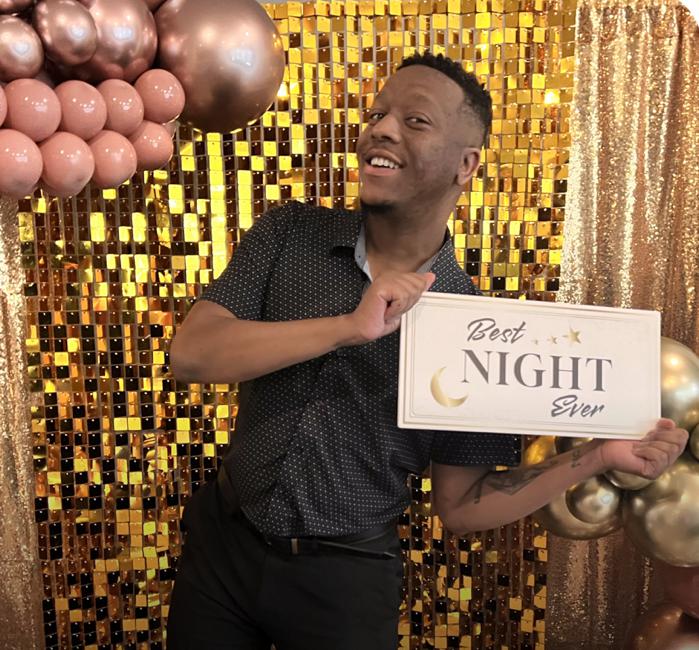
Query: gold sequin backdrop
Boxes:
[{"xmin": 8, "ymin": 0, "xmax": 577, "ymax": 647}]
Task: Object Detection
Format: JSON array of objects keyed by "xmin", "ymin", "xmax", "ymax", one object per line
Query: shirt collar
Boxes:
[
  {"xmin": 328, "ymin": 210, "xmax": 363, "ymax": 252},
  {"xmin": 328, "ymin": 212, "xmax": 469, "ymax": 292}
]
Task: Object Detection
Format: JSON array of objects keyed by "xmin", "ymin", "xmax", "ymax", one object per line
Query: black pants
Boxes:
[{"xmin": 167, "ymin": 480, "xmax": 403, "ymax": 650}]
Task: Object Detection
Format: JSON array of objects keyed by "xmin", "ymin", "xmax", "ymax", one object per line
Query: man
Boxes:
[{"xmin": 167, "ymin": 52, "xmax": 687, "ymax": 649}]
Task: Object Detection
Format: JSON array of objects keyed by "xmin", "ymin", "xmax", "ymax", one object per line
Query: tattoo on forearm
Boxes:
[
  {"xmin": 571, "ymin": 447, "xmax": 583, "ymax": 468},
  {"xmin": 480, "ymin": 458, "xmax": 559, "ymax": 497}
]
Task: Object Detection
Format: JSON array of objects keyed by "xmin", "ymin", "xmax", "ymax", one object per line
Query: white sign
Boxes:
[{"xmin": 398, "ymin": 293, "xmax": 660, "ymax": 439}]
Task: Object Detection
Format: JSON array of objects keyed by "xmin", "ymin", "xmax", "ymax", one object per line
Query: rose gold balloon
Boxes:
[
  {"xmin": 4, "ymin": 78, "xmax": 61, "ymax": 141},
  {"xmin": 97, "ymin": 79, "xmax": 143, "ymax": 136},
  {"xmin": 656, "ymin": 562, "xmax": 699, "ymax": 620},
  {"xmin": 0, "ymin": 16, "xmax": 44, "ymax": 82},
  {"xmin": 56, "ymin": 80, "xmax": 107, "ymax": 140},
  {"xmin": 39, "ymin": 131, "xmax": 94, "ymax": 197},
  {"xmin": 73, "ymin": 0, "xmax": 157, "ymax": 83},
  {"xmin": 624, "ymin": 603, "xmax": 699, "ymax": 650},
  {"xmin": 144, "ymin": 0, "xmax": 166, "ymax": 10},
  {"xmin": 88, "ymin": 130, "xmax": 137, "ymax": 188},
  {"xmin": 128, "ymin": 120, "xmax": 173, "ymax": 171},
  {"xmin": 0, "ymin": 86, "xmax": 6, "ymax": 126},
  {"xmin": 156, "ymin": 0, "xmax": 285, "ymax": 133},
  {"xmin": 0, "ymin": 0, "xmax": 34, "ymax": 14},
  {"xmin": 0, "ymin": 129, "xmax": 43, "ymax": 198},
  {"xmin": 33, "ymin": 0, "xmax": 98, "ymax": 67},
  {"xmin": 134, "ymin": 68, "xmax": 184, "ymax": 124}
]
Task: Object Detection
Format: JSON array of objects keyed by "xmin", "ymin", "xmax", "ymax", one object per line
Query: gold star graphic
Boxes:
[
  {"xmin": 548, "ymin": 336, "xmax": 558, "ymax": 344},
  {"xmin": 563, "ymin": 326, "xmax": 582, "ymax": 344}
]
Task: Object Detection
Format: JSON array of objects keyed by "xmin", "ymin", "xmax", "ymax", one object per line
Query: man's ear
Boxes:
[{"xmin": 456, "ymin": 147, "xmax": 482, "ymax": 186}]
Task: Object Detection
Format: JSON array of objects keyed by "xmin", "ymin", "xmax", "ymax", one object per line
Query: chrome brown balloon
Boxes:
[
  {"xmin": 33, "ymin": 0, "xmax": 97, "ymax": 67},
  {"xmin": 72, "ymin": 0, "xmax": 157, "ymax": 83},
  {"xmin": 656, "ymin": 562, "xmax": 699, "ymax": 620},
  {"xmin": 624, "ymin": 603, "xmax": 699, "ymax": 650},
  {"xmin": 624, "ymin": 454, "xmax": 699, "ymax": 566},
  {"xmin": 155, "ymin": 0, "xmax": 285, "ymax": 133},
  {"xmin": 0, "ymin": 16, "xmax": 44, "ymax": 82},
  {"xmin": 0, "ymin": 0, "xmax": 34, "ymax": 13}
]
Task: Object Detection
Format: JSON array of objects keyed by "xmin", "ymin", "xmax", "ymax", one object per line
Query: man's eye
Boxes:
[
  {"xmin": 368, "ymin": 112, "xmax": 385, "ymax": 122},
  {"xmin": 407, "ymin": 116, "xmax": 428, "ymax": 125}
]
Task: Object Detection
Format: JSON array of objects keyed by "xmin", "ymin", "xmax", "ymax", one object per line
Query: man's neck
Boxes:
[{"xmin": 363, "ymin": 207, "xmax": 450, "ymax": 277}]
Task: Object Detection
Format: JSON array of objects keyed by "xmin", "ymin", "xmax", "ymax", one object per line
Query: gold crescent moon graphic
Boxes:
[{"xmin": 430, "ymin": 367, "xmax": 468, "ymax": 408}]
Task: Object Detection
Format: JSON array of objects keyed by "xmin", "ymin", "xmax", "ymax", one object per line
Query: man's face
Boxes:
[{"xmin": 356, "ymin": 65, "xmax": 483, "ymax": 214}]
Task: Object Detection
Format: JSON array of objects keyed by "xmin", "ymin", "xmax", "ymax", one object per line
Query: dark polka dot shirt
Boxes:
[{"xmin": 201, "ymin": 201, "xmax": 521, "ymax": 537}]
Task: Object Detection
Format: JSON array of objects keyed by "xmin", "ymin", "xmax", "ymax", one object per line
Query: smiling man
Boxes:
[{"xmin": 166, "ymin": 52, "xmax": 687, "ymax": 650}]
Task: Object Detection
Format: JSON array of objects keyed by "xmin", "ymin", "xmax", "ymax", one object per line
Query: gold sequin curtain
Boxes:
[
  {"xmin": 0, "ymin": 195, "xmax": 43, "ymax": 650},
  {"xmin": 14, "ymin": 0, "xmax": 580, "ymax": 648},
  {"xmin": 550, "ymin": 2, "xmax": 699, "ymax": 648}
]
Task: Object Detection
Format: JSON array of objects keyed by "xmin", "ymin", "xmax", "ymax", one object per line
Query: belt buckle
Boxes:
[{"xmin": 290, "ymin": 538, "xmax": 299, "ymax": 555}]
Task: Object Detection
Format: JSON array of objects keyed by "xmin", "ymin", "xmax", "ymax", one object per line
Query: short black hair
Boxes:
[{"xmin": 397, "ymin": 51, "xmax": 492, "ymax": 145}]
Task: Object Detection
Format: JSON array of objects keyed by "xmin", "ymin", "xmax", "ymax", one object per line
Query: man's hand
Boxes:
[
  {"xmin": 596, "ymin": 418, "xmax": 688, "ymax": 479},
  {"xmin": 345, "ymin": 271, "xmax": 435, "ymax": 345}
]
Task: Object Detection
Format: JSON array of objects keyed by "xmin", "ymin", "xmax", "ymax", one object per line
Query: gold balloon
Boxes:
[
  {"xmin": 156, "ymin": 0, "xmax": 286, "ymax": 133},
  {"xmin": 623, "ymin": 454, "xmax": 699, "ymax": 566},
  {"xmin": 0, "ymin": 16, "xmax": 44, "ymax": 82},
  {"xmin": 690, "ymin": 424, "xmax": 699, "ymax": 462},
  {"xmin": 624, "ymin": 603, "xmax": 699, "ymax": 650},
  {"xmin": 661, "ymin": 337, "xmax": 699, "ymax": 432},
  {"xmin": 72, "ymin": 0, "xmax": 157, "ymax": 83},
  {"xmin": 555, "ymin": 435, "xmax": 593, "ymax": 454},
  {"xmin": 33, "ymin": 0, "xmax": 98, "ymax": 67},
  {"xmin": 606, "ymin": 468, "xmax": 654, "ymax": 491},
  {"xmin": 566, "ymin": 475, "xmax": 622, "ymax": 525},
  {"xmin": 523, "ymin": 437, "xmax": 622, "ymax": 540}
]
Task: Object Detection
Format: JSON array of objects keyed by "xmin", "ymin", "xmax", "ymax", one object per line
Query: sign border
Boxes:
[{"xmin": 398, "ymin": 293, "xmax": 660, "ymax": 439}]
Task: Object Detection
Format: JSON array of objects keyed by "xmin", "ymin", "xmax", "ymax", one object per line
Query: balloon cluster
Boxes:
[
  {"xmin": 525, "ymin": 336, "xmax": 699, "ymax": 626},
  {"xmin": 0, "ymin": 0, "xmax": 286, "ymax": 198},
  {"xmin": 0, "ymin": 72, "xmax": 183, "ymax": 197}
]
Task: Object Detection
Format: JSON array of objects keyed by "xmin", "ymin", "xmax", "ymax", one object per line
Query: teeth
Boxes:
[{"xmin": 370, "ymin": 156, "xmax": 398, "ymax": 169}]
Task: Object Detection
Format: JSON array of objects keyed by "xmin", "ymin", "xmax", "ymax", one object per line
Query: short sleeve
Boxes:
[
  {"xmin": 431, "ymin": 431, "xmax": 521, "ymax": 467},
  {"xmin": 199, "ymin": 203, "xmax": 297, "ymax": 320}
]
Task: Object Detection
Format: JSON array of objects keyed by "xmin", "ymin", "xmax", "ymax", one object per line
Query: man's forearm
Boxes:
[
  {"xmin": 171, "ymin": 312, "xmax": 359, "ymax": 384},
  {"xmin": 441, "ymin": 442, "xmax": 606, "ymax": 534}
]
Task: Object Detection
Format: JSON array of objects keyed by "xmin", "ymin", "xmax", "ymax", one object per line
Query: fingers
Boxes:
[
  {"xmin": 381, "ymin": 272, "xmax": 435, "ymax": 321},
  {"xmin": 633, "ymin": 438, "xmax": 686, "ymax": 478},
  {"xmin": 656, "ymin": 418, "xmax": 676, "ymax": 430},
  {"xmin": 643, "ymin": 425, "xmax": 688, "ymax": 447},
  {"xmin": 633, "ymin": 440, "xmax": 682, "ymax": 460}
]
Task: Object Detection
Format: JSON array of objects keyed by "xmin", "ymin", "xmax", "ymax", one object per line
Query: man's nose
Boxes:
[{"xmin": 371, "ymin": 113, "xmax": 401, "ymax": 142}]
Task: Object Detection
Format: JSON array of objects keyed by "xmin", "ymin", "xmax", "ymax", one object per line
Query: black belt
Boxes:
[{"xmin": 216, "ymin": 465, "xmax": 398, "ymax": 560}]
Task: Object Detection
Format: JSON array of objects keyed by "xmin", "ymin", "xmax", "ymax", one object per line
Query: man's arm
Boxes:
[
  {"xmin": 432, "ymin": 419, "xmax": 688, "ymax": 535},
  {"xmin": 170, "ymin": 271, "xmax": 435, "ymax": 384}
]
